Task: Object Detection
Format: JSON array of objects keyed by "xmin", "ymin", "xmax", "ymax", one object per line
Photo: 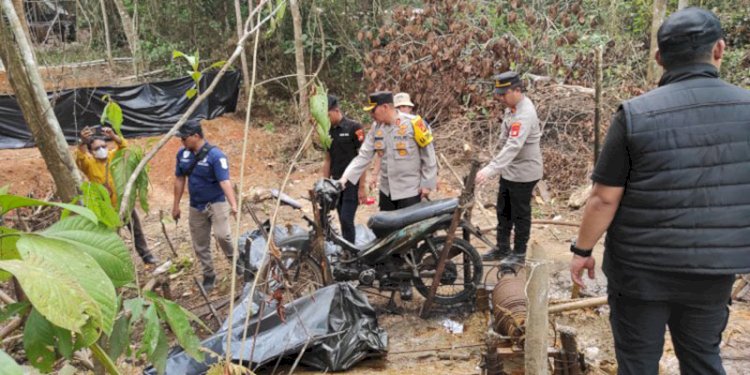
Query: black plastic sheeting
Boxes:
[
  {"xmin": 148, "ymin": 283, "xmax": 388, "ymax": 374},
  {"xmin": 0, "ymin": 71, "xmax": 240, "ymax": 149}
]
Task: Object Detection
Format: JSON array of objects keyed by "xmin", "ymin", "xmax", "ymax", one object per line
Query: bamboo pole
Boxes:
[
  {"xmin": 525, "ymin": 241, "xmax": 550, "ymax": 375},
  {"xmin": 548, "ymin": 296, "xmax": 608, "ymax": 314}
]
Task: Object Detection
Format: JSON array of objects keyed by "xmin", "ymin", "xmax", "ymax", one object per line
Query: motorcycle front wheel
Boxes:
[{"xmin": 413, "ymin": 236, "xmax": 483, "ymax": 305}]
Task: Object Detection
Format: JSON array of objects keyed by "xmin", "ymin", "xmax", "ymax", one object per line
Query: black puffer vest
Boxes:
[{"xmin": 607, "ymin": 64, "xmax": 750, "ymax": 275}]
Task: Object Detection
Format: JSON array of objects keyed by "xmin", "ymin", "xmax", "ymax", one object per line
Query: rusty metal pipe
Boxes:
[{"xmin": 491, "ymin": 268, "xmax": 527, "ymax": 344}]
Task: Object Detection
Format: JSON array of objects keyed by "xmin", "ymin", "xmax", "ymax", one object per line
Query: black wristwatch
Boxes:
[{"xmin": 570, "ymin": 241, "xmax": 593, "ymax": 257}]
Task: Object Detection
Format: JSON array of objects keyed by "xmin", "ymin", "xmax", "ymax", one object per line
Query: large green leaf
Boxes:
[
  {"xmin": 0, "ymin": 226, "xmax": 20, "ymax": 281},
  {"xmin": 0, "ymin": 195, "xmax": 97, "ymax": 223},
  {"xmin": 23, "ymin": 309, "xmax": 57, "ymax": 373},
  {"xmin": 123, "ymin": 297, "xmax": 145, "ymax": 327},
  {"xmin": 111, "ymin": 146, "xmax": 150, "ymax": 217},
  {"xmin": 17, "ymin": 234, "xmax": 116, "ymax": 334},
  {"xmin": 51, "ymin": 324, "xmax": 74, "ymax": 359},
  {"xmin": 39, "ymin": 215, "xmax": 134, "ymax": 287},
  {"xmin": 310, "ymin": 84, "xmax": 332, "ymax": 150},
  {"xmin": 102, "ymin": 99, "xmax": 124, "ymax": 137},
  {"xmin": 141, "ymin": 304, "xmax": 160, "ymax": 357},
  {"xmin": 80, "ymin": 183, "xmax": 121, "ymax": 229},
  {"xmin": 153, "ymin": 296, "xmax": 204, "ymax": 361},
  {"xmin": 0, "ymin": 256, "xmax": 97, "ymax": 333},
  {"xmin": 0, "ymin": 301, "xmax": 30, "ymax": 323},
  {"xmin": 106, "ymin": 313, "xmax": 130, "ymax": 361},
  {"xmin": 151, "ymin": 324, "xmax": 169, "ymax": 375},
  {"xmin": 0, "ymin": 349, "xmax": 23, "ymax": 375}
]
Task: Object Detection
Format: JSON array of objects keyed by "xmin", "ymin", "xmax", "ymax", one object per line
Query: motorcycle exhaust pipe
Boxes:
[{"xmin": 491, "ymin": 268, "xmax": 527, "ymax": 344}]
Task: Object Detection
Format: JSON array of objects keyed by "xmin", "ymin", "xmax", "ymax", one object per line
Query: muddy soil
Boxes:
[{"xmin": 0, "ymin": 115, "xmax": 748, "ymax": 374}]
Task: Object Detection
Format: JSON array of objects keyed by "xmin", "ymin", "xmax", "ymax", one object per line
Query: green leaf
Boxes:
[
  {"xmin": 153, "ymin": 296, "xmax": 205, "ymax": 361},
  {"xmin": 103, "ymin": 100, "xmax": 124, "ymax": 137},
  {"xmin": 0, "ymin": 349, "xmax": 23, "ymax": 375},
  {"xmin": 17, "ymin": 234, "xmax": 116, "ymax": 334},
  {"xmin": 190, "ymin": 71, "xmax": 202, "ymax": 83},
  {"xmin": 111, "ymin": 146, "xmax": 150, "ymax": 216},
  {"xmin": 0, "ymin": 301, "xmax": 30, "ymax": 323},
  {"xmin": 39, "ymin": 215, "xmax": 134, "ymax": 287},
  {"xmin": 310, "ymin": 84, "xmax": 332, "ymax": 151},
  {"xmin": 0, "ymin": 185, "xmax": 8, "ymax": 195},
  {"xmin": 80, "ymin": 183, "xmax": 121, "ymax": 229},
  {"xmin": 186, "ymin": 87, "xmax": 198, "ymax": 99},
  {"xmin": 51, "ymin": 324, "xmax": 74, "ymax": 359},
  {"xmin": 23, "ymin": 309, "xmax": 57, "ymax": 373},
  {"xmin": 0, "ymin": 194, "xmax": 97, "ymax": 223},
  {"xmin": 106, "ymin": 313, "xmax": 130, "ymax": 361},
  {"xmin": 0, "ymin": 256, "xmax": 96, "ymax": 333},
  {"xmin": 203, "ymin": 60, "xmax": 227, "ymax": 72},
  {"xmin": 171, "ymin": 50, "xmax": 185, "ymax": 60},
  {"xmin": 141, "ymin": 304, "xmax": 160, "ymax": 357},
  {"xmin": 123, "ymin": 297, "xmax": 145, "ymax": 326},
  {"xmin": 151, "ymin": 325, "xmax": 169, "ymax": 375},
  {"xmin": 0, "ymin": 226, "xmax": 20, "ymax": 281}
]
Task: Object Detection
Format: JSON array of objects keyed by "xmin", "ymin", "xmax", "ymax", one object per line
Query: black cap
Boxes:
[
  {"xmin": 176, "ymin": 119, "xmax": 203, "ymax": 138},
  {"xmin": 327, "ymin": 95, "xmax": 339, "ymax": 111},
  {"xmin": 658, "ymin": 7, "xmax": 723, "ymax": 55},
  {"xmin": 363, "ymin": 91, "xmax": 394, "ymax": 112},
  {"xmin": 493, "ymin": 71, "xmax": 521, "ymax": 94}
]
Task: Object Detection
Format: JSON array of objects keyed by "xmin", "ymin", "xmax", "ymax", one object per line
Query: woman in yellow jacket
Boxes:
[{"xmin": 75, "ymin": 126, "xmax": 157, "ymax": 265}]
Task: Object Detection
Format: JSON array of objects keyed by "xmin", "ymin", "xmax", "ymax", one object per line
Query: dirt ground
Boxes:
[{"xmin": 1, "ymin": 115, "xmax": 748, "ymax": 374}]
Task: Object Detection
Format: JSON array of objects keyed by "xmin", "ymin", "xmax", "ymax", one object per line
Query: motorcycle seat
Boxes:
[{"xmin": 367, "ymin": 198, "xmax": 458, "ymax": 238}]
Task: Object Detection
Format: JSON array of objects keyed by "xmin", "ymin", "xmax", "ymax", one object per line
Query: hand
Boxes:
[
  {"xmin": 570, "ymin": 255, "xmax": 596, "ymax": 289},
  {"xmin": 80, "ymin": 127, "xmax": 93, "ymax": 142},
  {"xmin": 102, "ymin": 127, "xmax": 115, "ymax": 138},
  {"xmin": 420, "ymin": 187, "xmax": 431, "ymax": 199},
  {"xmin": 230, "ymin": 205, "xmax": 238, "ymax": 218},
  {"xmin": 358, "ymin": 186, "xmax": 367, "ymax": 204},
  {"xmin": 475, "ymin": 170, "xmax": 488, "ymax": 185},
  {"xmin": 172, "ymin": 206, "xmax": 181, "ymax": 221},
  {"xmin": 337, "ymin": 177, "xmax": 348, "ymax": 190},
  {"xmin": 368, "ymin": 178, "xmax": 378, "ymax": 192}
]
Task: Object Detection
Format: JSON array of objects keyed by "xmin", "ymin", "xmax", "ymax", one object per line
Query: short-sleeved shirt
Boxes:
[
  {"xmin": 328, "ymin": 117, "xmax": 364, "ymax": 180},
  {"xmin": 175, "ymin": 144, "xmax": 230, "ymax": 210},
  {"xmin": 593, "ymin": 111, "xmax": 734, "ymax": 303}
]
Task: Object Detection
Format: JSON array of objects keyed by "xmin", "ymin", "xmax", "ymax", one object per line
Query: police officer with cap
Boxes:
[
  {"xmin": 570, "ymin": 7, "xmax": 750, "ymax": 374},
  {"xmin": 321, "ymin": 95, "xmax": 366, "ymax": 244},
  {"xmin": 476, "ymin": 71, "xmax": 543, "ymax": 267},
  {"xmin": 340, "ymin": 91, "xmax": 437, "ymax": 211},
  {"xmin": 172, "ymin": 120, "xmax": 237, "ymax": 292}
]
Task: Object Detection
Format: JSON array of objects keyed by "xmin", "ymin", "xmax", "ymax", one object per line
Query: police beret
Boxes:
[
  {"xmin": 176, "ymin": 119, "xmax": 203, "ymax": 137},
  {"xmin": 658, "ymin": 7, "xmax": 723, "ymax": 55},
  {"xmin": 493, "ymin": 71, "xmax": 521, "ymax": 94},
  {"xmin": 363, "ymin": 91, "xmax": 394, "ymax": 112}
]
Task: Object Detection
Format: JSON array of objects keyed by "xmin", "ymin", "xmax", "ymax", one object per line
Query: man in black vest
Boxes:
[{"xmin": 570, "ymin": 7, "xmax": 750, "ymax": 375}]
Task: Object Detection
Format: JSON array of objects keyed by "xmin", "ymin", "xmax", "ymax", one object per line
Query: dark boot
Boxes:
[
  {"xmin": 142, "ymin": 254, "xmax": 159, "ymax": 265},
  {"xmin": 201, "ymin": 275, "xmax": 216, "ymax": 293},
  {"xmin": 482, "ymin": 244, "xmax": 511, "ymax": 261},
  {"xmin": 484, "ymin": 225, "xmax": 512, "ymax": 261}
]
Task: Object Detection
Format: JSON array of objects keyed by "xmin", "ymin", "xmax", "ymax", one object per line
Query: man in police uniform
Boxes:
[
  {"xmin": 476, "ymin": 71, "xmax": 543, "ymax": 266},
  {"xmin": 339, "ymin": 91, "xmax": 437, "ymax": 211},
  {"xmin": 172, "ymin": 120, "xmax": 238, "ymax": 292},
  {"xmin": 321, "ymin": 95, "xmax": 366, "ymax": 244},
  {"xmin": 571, "ymin": 8, "xmax": 750, "ymax": 374}
]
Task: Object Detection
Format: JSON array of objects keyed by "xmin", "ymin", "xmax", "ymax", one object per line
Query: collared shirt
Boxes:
[
  {"xmin": 328, "ymin": 117, "xmax": 364, "ymax": 180},
  {"xmin": 75, "ymin": 140, "xmax": 128, "ymax": 206},
  {"xmin": 480, "ymin": 96, "xmax": 543, "ymax": 182},
  {"xmin": 342, "ymin": 112, "xmax": 437, "ymax": 200},
  {"xmin": 175, "ymin": 143, "xmax": 230, "ymax": 210}
]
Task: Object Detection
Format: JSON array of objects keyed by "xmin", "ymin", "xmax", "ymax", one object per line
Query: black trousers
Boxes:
[
  {"xmin": 609, "ymin": 292, "xmax": 730, "ymax": 375},
  {"xmin": 337, "ymin": 182, "xmax": 359, "ymax": 244},
  {"xmin": 126, "ymin": 210, "xmax": 152, "ymax": 259},
  {"xmin": 379, "ymin": 191, "xmax": 421, "ymax": 212},
  {"xmin": 496, "ymin": 178, "xmax": 538, "ymax": 254}
]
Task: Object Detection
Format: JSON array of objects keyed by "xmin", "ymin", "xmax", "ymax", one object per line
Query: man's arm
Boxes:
[
  {"xmin": 219, "ymin": 180, "xmax": 238, "ymax": 215},
  {"xmin": 340, "ymin": 128, "xmax": 376, "ymax": 185},
  {"xmin": 477, "ymin": 114, "xmax": 535, "ymax": 184},
  {"xmin": 418, "ymin": 141, "xmax": 438, "ymax": 197},
  {"xmin": 322, "ymin": 153, "xmax": 332, "ymax": 178},
  {"xmin": 172, "ymin": 176, "xmax": 186, "ymax": 220},
  {"xmin": 369, "ymin": 155, "xmax": 381, "ymax": 192}
]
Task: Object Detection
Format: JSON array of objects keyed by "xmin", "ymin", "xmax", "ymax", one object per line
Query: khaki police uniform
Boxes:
[{"xmin": 342, "ymin": 112, "xmax": 437, "ymax": 204}]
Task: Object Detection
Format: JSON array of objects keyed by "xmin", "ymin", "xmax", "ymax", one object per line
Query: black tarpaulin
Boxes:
[
  {"xmin": 0, "ymin": 71, "xmax": 240, "ymax": 149},
  {"xmin": 149, "ymin": 283, "xmax": 388, "ymax": 374}
]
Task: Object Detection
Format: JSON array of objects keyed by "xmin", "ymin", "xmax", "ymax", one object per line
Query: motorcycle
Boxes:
[{"xmin": 274, "ymin": 179, "xmax": 484, "ymax": 306}]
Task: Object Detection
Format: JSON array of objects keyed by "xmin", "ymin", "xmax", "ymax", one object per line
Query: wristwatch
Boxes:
[{"xmin": 570, "ymin": 241, "xmax": 593, "ymax": 257}]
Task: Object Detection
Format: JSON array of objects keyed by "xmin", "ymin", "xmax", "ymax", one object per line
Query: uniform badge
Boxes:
[
  {"xmin": 395, "ymin": 141, "xmax": 408, "ymax": 156},
  {"xmin": 398, "ymin": 124, "xmax": 407, "ymax": 136},
  {"xmin": 376, "ymin": 130, "xmax": 383, "ymax": 137},
  {"xmin": 355, "ymin": 129, "xmax": 365, "ymax": 142},
  {"xmin": 374, "ymin": 141, "xmax": 384, "ymax": 150},
  {"xmin": 398, "ymin": 149, "xmax": 408, "ymax": 156},
  {"xmin": 510, "ymin": 122, "xmax": 521, "ymax": 138}
]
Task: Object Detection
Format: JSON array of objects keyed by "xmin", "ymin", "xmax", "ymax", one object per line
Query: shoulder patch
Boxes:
[
  {"xmin": 355, "ymin": 128, "xmax": 365, "ymax": 142},
  {"xmin": 411, "ymin": 116, "xmax": 433, "ymax": 147},
  {"xmin": 510, "ymin": 122, "xmax": 521, "ymax": 138},
  {"xmin": 220, "ymin": 157, "xmax": 228, "ymax": 169}
]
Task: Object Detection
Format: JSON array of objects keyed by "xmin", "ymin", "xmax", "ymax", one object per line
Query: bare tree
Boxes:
[
  {"xmin": 98, "ymin": 0, "xmax": 113, "ymax": 68},
  {"xmin": 112, "ymin": 0, "xmax": 140, "ymax": 75},
  {"xmin": 234, "ymin": 0, "xmax": 252, "ymax": 97},
  {"xmin": 289, "ymin": 0, "xmax": 309, "ymax": 125},
  {"xmin": 647, "ymin": 0, "xmax": 668, "ymax": 85},
  {"xmin": 0, "ymin": 0, "xmax": 81, "ymax": 201},
  {"xmin": 678, "ymin": 0, "xmax": 690, "ymax": 10},
  {"xmin": 11, "ymin": 0, "xmax": 29, "ymax": 37}
]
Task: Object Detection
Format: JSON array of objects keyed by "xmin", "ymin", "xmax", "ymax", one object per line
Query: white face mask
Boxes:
[{"xmin": 93, "ymin": 147, "xmax": 109, "ymax": 159}]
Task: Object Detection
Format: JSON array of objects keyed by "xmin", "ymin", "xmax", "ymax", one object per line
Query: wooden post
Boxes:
[
  {"xmin": 98, "ymin": 0, "xmax": 113, "ymax": 68},
  {"xmin": 0, "ymin": 0, "xmax": 82, "ymax": 202},
  {"xmin": 234, "ymin": 0, "xmax": 252, "ymax": 97},
  {"xmin": 525, "ymin": 241, "xmax": 550, "ymax": 375},
  {"xmin": 548, "ymin": 296, "xmax": 608, "ymax": 314},
  {"xmin": 558, "ymin": 326, "xmax": 582, "ymax": 375},
  {"xmin": 420, "ymin": 160, "xmax": 480, "ymax": 317}
]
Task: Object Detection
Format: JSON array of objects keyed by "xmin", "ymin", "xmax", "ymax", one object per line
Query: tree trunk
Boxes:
[
  {"xmin": 234, "ymin": 0, "xmax": 252, "ymax": 98},
  {"xmin": 11, "ymin": 0, "xmax": 29, "ymax": 39},
  {"xmin": 0, "ymin": 0, "xmax": 81, "ymax": 202},
  {"xmin": 647, "ymin": 0, "xmax": 667, "ymax": 85},
  {"xmin": 289, "ymin": 0, "xmax": 309, "ymax": 125},
  {"xmin": 112, "ymin": 0, "xmax": 139, "ymax": 76},
  {"xmin": 678, "ymin": 0, "xmax": 689, "ymax": 10},
  {"xmin": 98, "ymin": 0, "xmax": 113, "ymax": 68},
  {"xmin": 524, "ymin": 242, "xmax": 550, "ymax": 375}
]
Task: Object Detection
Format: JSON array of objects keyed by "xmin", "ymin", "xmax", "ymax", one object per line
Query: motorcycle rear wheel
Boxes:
[
  {"xmin": 277, "ymin": 249, "xmax": 327, "ymax": 300},
  {"xmin": 413, "ymin": 236, "xmax": 483, "ymax": 305}
]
